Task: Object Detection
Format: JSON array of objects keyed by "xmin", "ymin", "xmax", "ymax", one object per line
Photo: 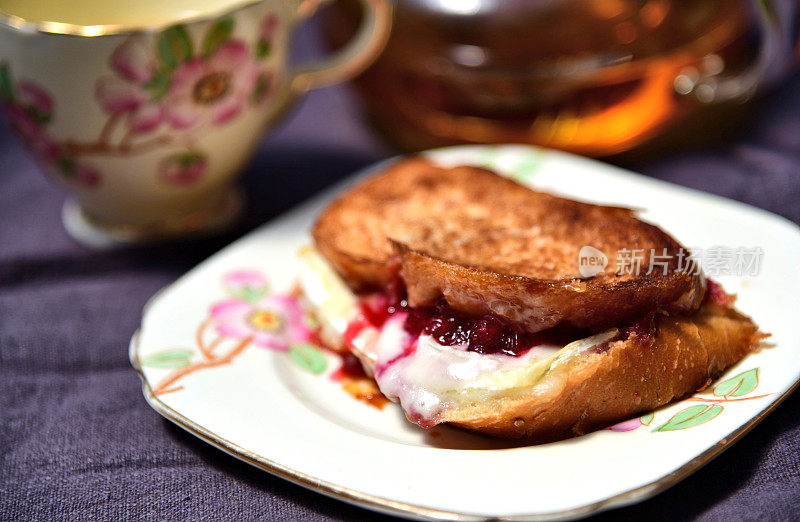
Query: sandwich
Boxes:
[{"xmin": 298, "ymin": 158, "xmax": 764, "ymax": 442}]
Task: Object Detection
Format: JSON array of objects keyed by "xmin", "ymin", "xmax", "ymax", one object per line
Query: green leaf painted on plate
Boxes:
[
  {"xmin": 141, "ymin": 349, "xmax": 194, "ymax": 368},
  {"xmin": 653, "ymin": 404, "xmax": 723, "ymax": 432},
  {"xmin": 288, "ymin": 343, "xmax": 327, "ymax": 375},
  {"xmin": 233, "ymin": 286, "xmax": 267, "ymax": 304},
  {"xmin": 713, "ymin": 368, "xmax": 759, "ymax": 397},
  {"xmin": 159, "ymin": 25, "xmax": 193, "ymax": 68},
  {"xmin": 202, "ymin": 16, "xmax": 234, "ymax": 58},
  {"xmin": 640, "ymin": 412, "xmax": 655, "ymax": 426}
]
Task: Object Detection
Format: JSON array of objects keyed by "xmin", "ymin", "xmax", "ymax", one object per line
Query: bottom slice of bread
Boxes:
[{"xmin": 443, "ymin": 302, "xmax": 764, "ymax": 442}]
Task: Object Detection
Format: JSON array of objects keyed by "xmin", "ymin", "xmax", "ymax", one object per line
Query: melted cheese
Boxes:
[{"xmin": 297, "ymin": 246, "xmax": 617, "ymax": 427}]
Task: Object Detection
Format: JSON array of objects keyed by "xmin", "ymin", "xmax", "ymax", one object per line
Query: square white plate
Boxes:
[{"xmin": 131, "ymin": 145, "xmax": 800, "ymax": 520}]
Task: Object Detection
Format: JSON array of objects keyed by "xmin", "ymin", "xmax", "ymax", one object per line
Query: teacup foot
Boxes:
[{"xmin": 62, "ymin": 187, "xmax": 245, "ymax": 249}]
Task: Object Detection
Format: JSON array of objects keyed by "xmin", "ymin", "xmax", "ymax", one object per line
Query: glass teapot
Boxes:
[{"xmin": 324, "ymin": 0, "xmax": 799, "ymax": 156}]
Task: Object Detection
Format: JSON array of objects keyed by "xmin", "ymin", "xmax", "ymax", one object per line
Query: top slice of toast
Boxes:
[{"xmin": 312, "ymin": 158, "xmax": 705, "ymax": 332}]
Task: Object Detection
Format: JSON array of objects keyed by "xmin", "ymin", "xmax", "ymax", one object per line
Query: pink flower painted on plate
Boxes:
[
  {"xmin": 210, "ymin": 294, "xmax": 311, "ymax": 350},
  {"xmin": 222, "ymin": 269, "xmax": 269, "ymax": 302},
  {"xmin": 163, "ymin": 40, "xmax": 259, "ymax": 129},
  {"xmin": 224, "ymin": 270, "xmax": 267, "ymax": 293},
  {"xmin": 95, "ymin": 38, "xmax": 164, "ymax": 133},
  {"xmin": 158, "ymin": 151, "xmax": 207, "ymax": 185},
  {"xmin": 606, "ymin": 418, "xmax": 643, "ymax": 432},
  {"xmin": 606, "ymin": 412, "xmax": 653, "ymax": 432}
]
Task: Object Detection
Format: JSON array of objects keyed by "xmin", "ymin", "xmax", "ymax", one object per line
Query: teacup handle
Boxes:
[
  {"xmin": 678, "ymin": 0, "xmax": 797, "ymax": 103},
  {"xmin": 290, "ymin": 0, "xmax": 392, "ymax": 93}
]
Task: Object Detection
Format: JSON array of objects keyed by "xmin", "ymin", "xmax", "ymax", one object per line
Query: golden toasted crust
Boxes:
[
  {"xmin": 313, "ymin": 158, "xmax": 705, "ymax": 332},
  {"xmin": 444, "ymin": 302, "xmax": 765, "ymax": 442},
  {"xmin": 397, "ymin": 242, "xmax": 705, "ymax": 333}
]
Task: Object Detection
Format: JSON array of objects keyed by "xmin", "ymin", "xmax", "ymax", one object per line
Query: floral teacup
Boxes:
[{"xmin": 0, "ymin": 0, "xmax": 391, "ymax": 246}]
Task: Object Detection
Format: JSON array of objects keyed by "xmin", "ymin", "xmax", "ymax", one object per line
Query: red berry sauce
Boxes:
[
  {"xmin": 353, "ymin": 278, "xmax": 546, "ymax": 357},
  {"xmin": 330, "ymin": 352, "xmax": 368, "ymax": 381},
  {"xmin": 619, "ymin": 312, "xmax": 656, "ymax": 345},
  {"xmin": 705, "ymin": 278, "xmax": 736, "ymax": 307},
  {"xmin": 403, "ymin": 301, "xmax": 544, "ymax": 356}
]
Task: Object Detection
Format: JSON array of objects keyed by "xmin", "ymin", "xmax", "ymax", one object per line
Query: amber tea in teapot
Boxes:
[{"xmin": 324, "ymin": 0, "xmax": 797, "ymax": 156}]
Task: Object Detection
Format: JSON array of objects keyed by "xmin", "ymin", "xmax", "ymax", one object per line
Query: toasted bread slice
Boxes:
[
  {"xmin": 445, "ymin": 302, "xmax": 764, "ymax": 442},
  {"xmin": 313, "ymin": 158, "xmax": 705, "ymax": 332}
]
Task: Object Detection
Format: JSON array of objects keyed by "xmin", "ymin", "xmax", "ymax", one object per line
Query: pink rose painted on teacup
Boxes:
[
  {"xmin": 163, "ymin": 40, "xmax": 260, "ymax": 129},
  {"xmin": 95, "ymin": 39, "xmax": 164, "ymax": 133},
  {"xmin": 57, "ymin": 156, "xmax": 102, "ymax": 188},
  {"xmin": 5, "ymin": 13, "xmax": 281, "ymax": 195},
  {"xmin": 249, "ymin": 14, "xmax": 279, "ymax": 105},
  {"xmin": 1, "ymin": 75, "xmax": 57, "ymax": 160},
  {"xmin": 255, "ymin": 14, "xmax": 278, "ymax": 58},
  {"xmin": 251, "ymin": 71, "xmax": 274, "ymax": 105},
  {"xmin": 74, "ymin": 164, "xmax": 101, "ymax": 187},
  {"xmin": 92, "ymin": 13, "xmax": 277, "ymax": 150},
  {"xmin": 210, "ymin": 294, "xmax": 311, "ymax": 350},
  {"xmin": 15, "ymin": 81, "xmax": 54, "ymax": 124},
  {"xmin": 1, "ymin": 64, "xmax": 101, "ymax": 188},
  {"xmin": 158, "ymin": 151, "xmax": 207, "ymax": 185},
  {"xmin": 3, "ymin": 104, "xmax": 59, "ymax": 162}
]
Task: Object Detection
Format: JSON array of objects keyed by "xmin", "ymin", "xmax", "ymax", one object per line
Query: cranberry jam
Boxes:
[
  {"xmin": 618, "ymin": 312, "xmax": 656, "ymax": 345},
  {"xmin": 356, "ymin": 279, "xmax": 547, "ymax": 357},
  {"xmin": 705, "ymin": 278, "xmax": 736, "ymax": 307}
]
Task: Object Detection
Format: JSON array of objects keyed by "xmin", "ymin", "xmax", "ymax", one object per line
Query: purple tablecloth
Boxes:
[{"xmin": 2, "ymin": 26, "xmax": 800, "ymax": 521}]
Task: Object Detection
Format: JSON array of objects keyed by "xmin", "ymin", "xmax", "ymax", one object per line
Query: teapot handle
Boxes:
[{"xmin": 677, "ymin": 0, "xmax": 797, "ymax": 103}]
